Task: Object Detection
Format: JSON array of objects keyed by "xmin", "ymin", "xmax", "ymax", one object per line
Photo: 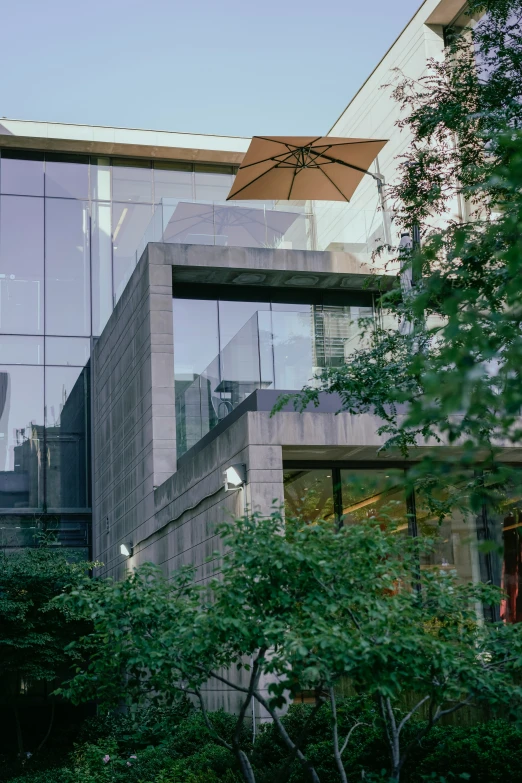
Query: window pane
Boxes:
[
  {"xmin": 415, "ymin": 479, "xmax": 482, "ymax": 585},
  {"xmin": 0, "ymin": 514, "xmax": 90, "ymax": 559},
  {"xmin": 487, "ymin": 482, "xmax": 522, "ymax": 623},
  {"xmin": 45, "ymin": 155, "xmax": 89, "ymax": 199},
  {"xmin": 173, "ymin": 298, "xmax": 219, "ymax": 458},
  {"xmin": 284, "ymin": 469, "xmax": 335, "ymax": 524},
  {"xmin": 112, "ymin": 161, "xmax": 152, "ymax": 203},
  {"xmin": 0, "ymin": 365, "xmax": 44, "ymax": 509},
  {"xmin": 91, "ymin": 202, "xmax": 112, "ymax": 335},
  {"xmin": 0, "ymin": 336, "xmax": 43, "ymax": 364},
  {"xmin": 112, "ymin": 203, "xmax": 152, "ymax": 303},
  {"xmin": 154, "ymin": 165, "xmax": 193, "ymax": 202},
  {"xmin": 194, "ymin": 171, "xmax": 234, "ymax": 202},
  {"xmin": 91, "ymin": 157, "xmax": 111, "ymax": 201},
  {"xmin": 45, "ymin": 199, "xmax": 90, "ymax": 336},
  {"xmin": 45, "ymin": 366, "xmax": 88, "ymax": 509},
  {"xmin": 1, "ymin": 151, "xmax": 44, "ymax": 196},
  {"xmin": 218, "ymin": 300, "xmax": 270, "ymax": 351},
  {"xmin": 45, "ymin": 337, "xmax": 90, "ymax": 366},
  {"xmin": 340, "ymin": 469, "xmax": 407, "ymax": 528},
  {"xmin": 0, "ymin": 196, "xmax": 44, "ymax": 334}
]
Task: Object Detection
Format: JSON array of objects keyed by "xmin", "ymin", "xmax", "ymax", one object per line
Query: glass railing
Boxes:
[
  {"xmin": 175, "ymin": 306, "xmax": 374, "ymax": 457},
  {"xmin": 135, "ymin": 198, "xmax": 399, "ymax": 265}
]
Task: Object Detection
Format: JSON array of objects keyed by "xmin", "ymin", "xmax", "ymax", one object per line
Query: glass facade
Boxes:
[
  {"xmin": 173, "ymin": 293, "xmax": 374, "ymax": 457},
  {"xmin": 284, "ymin": 466, "xmax": 522, "ymax": 620},
  {"xmin": 0, "ymin": 149, "xmax": 236, "ymax": 556}
]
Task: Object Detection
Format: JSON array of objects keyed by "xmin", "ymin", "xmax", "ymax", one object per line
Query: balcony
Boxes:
[
  {"xmin": 175, "ymin": 305, "xmax": 373, "ymax": 457},
  {"xmin": 136, "ymin": 198, "xmax": 398, "ymax": 268}
]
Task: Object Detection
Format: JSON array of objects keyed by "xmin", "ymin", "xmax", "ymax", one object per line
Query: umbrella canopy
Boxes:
[{"xmin": 227, "ymin": 136, "xmax": 387, "ymax": 202}]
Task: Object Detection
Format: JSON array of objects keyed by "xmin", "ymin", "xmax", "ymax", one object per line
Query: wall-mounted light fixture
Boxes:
[
  {"xmin": 224, "ymin": 463, "xmax": 247, "ymax": 491},
  {"xmin": 120, "ymin": 542, "xmax": 133, "ymax": 557}
]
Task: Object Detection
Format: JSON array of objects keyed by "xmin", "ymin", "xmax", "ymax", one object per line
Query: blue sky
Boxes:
[{"xmin": 1, "ymin": 0, "xmax": 422, "ymax": 137}]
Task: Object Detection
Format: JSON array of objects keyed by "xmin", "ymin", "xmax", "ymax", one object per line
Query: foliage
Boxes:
[
  {"xmin": 0, "ymin": 546, "xmax": 94, "ymax": 757},
  {"xmin": 55, "ymin": 510, "xmax": 522, "ymax": 782},
  {"xmin": 6, "ymin": 705, "xmax": 522, "ymax": 783}
]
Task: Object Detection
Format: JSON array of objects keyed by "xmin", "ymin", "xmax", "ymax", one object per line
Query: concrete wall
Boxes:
[
  {"xmin": 315, "ymin": 0, "xmax": 467, "ymax": 265},
  {"xmin": 92, "ymin": 241, "xmax": 386, "ymax": 579},
  {"xmin": 92, "ymin": 245, "xmax": 176, "ymax": 578}
]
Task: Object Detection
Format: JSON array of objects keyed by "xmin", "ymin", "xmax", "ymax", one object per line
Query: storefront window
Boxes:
[
  {"xmin": 340, "ymin": 469, "xmax": 408, "ymax": 529},
  {"xmin": 284, "ymin": 469, "xmax": 336, "ymax": 524}
]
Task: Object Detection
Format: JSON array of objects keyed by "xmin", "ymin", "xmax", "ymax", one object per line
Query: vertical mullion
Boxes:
[{"xmin": 332, "ymin": 467, "xmax": 343, "ymax": 529}]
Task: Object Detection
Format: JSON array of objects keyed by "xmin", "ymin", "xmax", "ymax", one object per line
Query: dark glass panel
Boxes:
[
  {"xmin": 0, "ymin": 196, "xmax": 44, "ymax": 334},
  {"xmin": 284, "ymin": 469, "xmax": 335, "ymax": 524},
  {"xmin": 483, "ymin": 478, "xmax": 522, "ymax": 623},
  {"xmin": 112, "ymin": 159, "xmax": 152, "ymax": 203},
  {"xmin": 0, "ymin": 514, "xmax": 90, "ymax": 560},
  {"xmin": 91, "ymin": 157, "xmax": 111, "ymax": 201},
  {"xmin": 0, "ymin": 336, "xmax": 43, "ymax": 365},
  {"xmin": 1, "ymin": 151, "xmax": 44, "ymax": 196},
  {"xmin": 112, "ymin": 203, "xmax": 152, "ymax": 303},
  {"xmin": 340, "ymin": 469, "xmax": 407, "ymax": 528},
  {"xmin": 153, "ymin": 162, "xmax": 193, "ymax": 202},
  {"xmin": 0, "ymin": 364, "xmax": 44, "ymax": 509},
  {"xmin": 45, "ymin": 365, "xmax": 88, "ymax": 509},
  {"xmin": 45, "ymin": 337, "xmax": 90, "ymax": 366},
  {"xmin": 45, "ymin": 154, "xmax": 89, "ymax": 199},
  {"xmin": 91, "ymin": 201, "xmax": 112, "ymax": 335},
  {"xmin": 194, "ymin": 171, "xmax": 234, "ymax": 202},
  {"xmin": 45, "ymin": 199, "xmax": 90, "ymax": 336}
]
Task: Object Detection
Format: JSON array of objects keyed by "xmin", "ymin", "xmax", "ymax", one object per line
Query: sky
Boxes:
[{"xmin": 1, "ymin": 0, "xmax": 422, "ymax": 139}]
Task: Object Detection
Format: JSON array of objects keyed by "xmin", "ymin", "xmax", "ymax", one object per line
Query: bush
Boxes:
[{"xmin": 6, "ymin": 702, "xmax": 522, "ymax": 783}]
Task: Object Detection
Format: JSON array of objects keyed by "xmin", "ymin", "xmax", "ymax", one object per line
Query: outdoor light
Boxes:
[
  {"xmin": 120, "ymin": 543, "xmax": 133, "ymax": 557},
  {"xmin": 224, "ymin": 463, "xmax": 247, "ymax": 491}
]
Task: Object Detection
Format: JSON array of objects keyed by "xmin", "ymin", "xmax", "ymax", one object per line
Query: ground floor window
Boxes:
[{"xmin": 283, "ymin": 464, "xmax": 522, "ymax": 623}]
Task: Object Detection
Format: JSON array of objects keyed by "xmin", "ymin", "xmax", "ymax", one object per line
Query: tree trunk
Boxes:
[
  {"xmin": 13, "ymin": 703, "xmax": 24, "ymax": 757},
  {"xmin": 237, "ymin": 749, "xmax": 257, "ymax": 783},
  {"xmin": 36, "ymin": 700, "xmax": 56, "ymax": 753}
]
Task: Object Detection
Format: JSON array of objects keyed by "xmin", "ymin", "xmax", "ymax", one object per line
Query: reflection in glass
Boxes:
[
  {"xmin": 0, "ymin": 196, "xmax": 44, "ymax": 334},
  {"xmin": 1, "ymin": 151, "xmax": 44, "ymax": 196},
  {"xmin": 271, "ymin": 309, "xmax": 315, "ymax": 389},
  {"xmin": 46, "ymin": 337, "xmax": 90, "ymax": 366},
  {"xmin": 487, "ymin": 483, "xmax": 522, "ymax": 623},
  {"xmin": 340, "ymin": 469, "xmax": 407, "ymax": 528},
  {"xmin": 415, "ymin": 481, "xmax": 482, "ymax": 585},
  {"xmin": 45, "ymin": 366, "xmax": 88, "ymax": 509},
  {"xmin": 92, "ymin": 202, "xmax": 112, "ymax": 335},
  {"xmin": 0, "ymin": 365, "xmax": 44, "ymax": 509},
  {"xmin": 45, "ymin": 199, "xmax": 90, "ymax": 336},
  {"xmin": 0, "ymin": 336, "xmax": 43, "ymax": 365},
  {"xmin": 173, "ymin": 299, "xmax": 219, "ymax": 456},
  {"xmin": 0, "ymin": 515, "xmax": 90, "ymax": 559},
  {"xmin": 45, "ymin": 155, "xmax": 89, "ymax": 199},
  {"xmin": 154, "ymin": 163, "xmax": 193, "ymax": 202},
  {"xmin": 194, "ymin": 170, "xmax": 234, "ymax": 202},
  {"xmin": 112, "ymin": 203, "xmax": 152, "ymax": 302},
  {"xmin": 112, "ymin": 161, "xmax": 152, "ymax": 203},
  {"xmin": 284, "ymin": 469, "xmax": 335, "ymax": 524}
]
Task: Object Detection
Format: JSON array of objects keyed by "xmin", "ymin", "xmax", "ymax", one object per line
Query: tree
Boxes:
[
  {"xmin": 0, "ymin": 545, "xmax": 93, "ymax": 758},
  {"xmin": 57, "ymin": 509, "xmax": 522, "ymax": 783},
  {"xmin": 275, "ymin": 0, "xmax": 522, "ymax": 520}
]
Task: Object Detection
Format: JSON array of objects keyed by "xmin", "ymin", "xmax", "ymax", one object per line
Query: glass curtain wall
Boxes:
[
  {"xmin": 284, "ymin": 466, "xmax": 522, "ymax": 622},
  {"xmin": 173, "ymin": 296, "xmax": 374, "ymax": 457},
  {"xmin": 0, "ymin": 149, "xmax": 235, "ymax": 553}
]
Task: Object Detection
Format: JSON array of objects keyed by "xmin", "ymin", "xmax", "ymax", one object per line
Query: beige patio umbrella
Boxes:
[{"xmin": 227, "ymin": 136, "xmax": 388, "ymax": 202}]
